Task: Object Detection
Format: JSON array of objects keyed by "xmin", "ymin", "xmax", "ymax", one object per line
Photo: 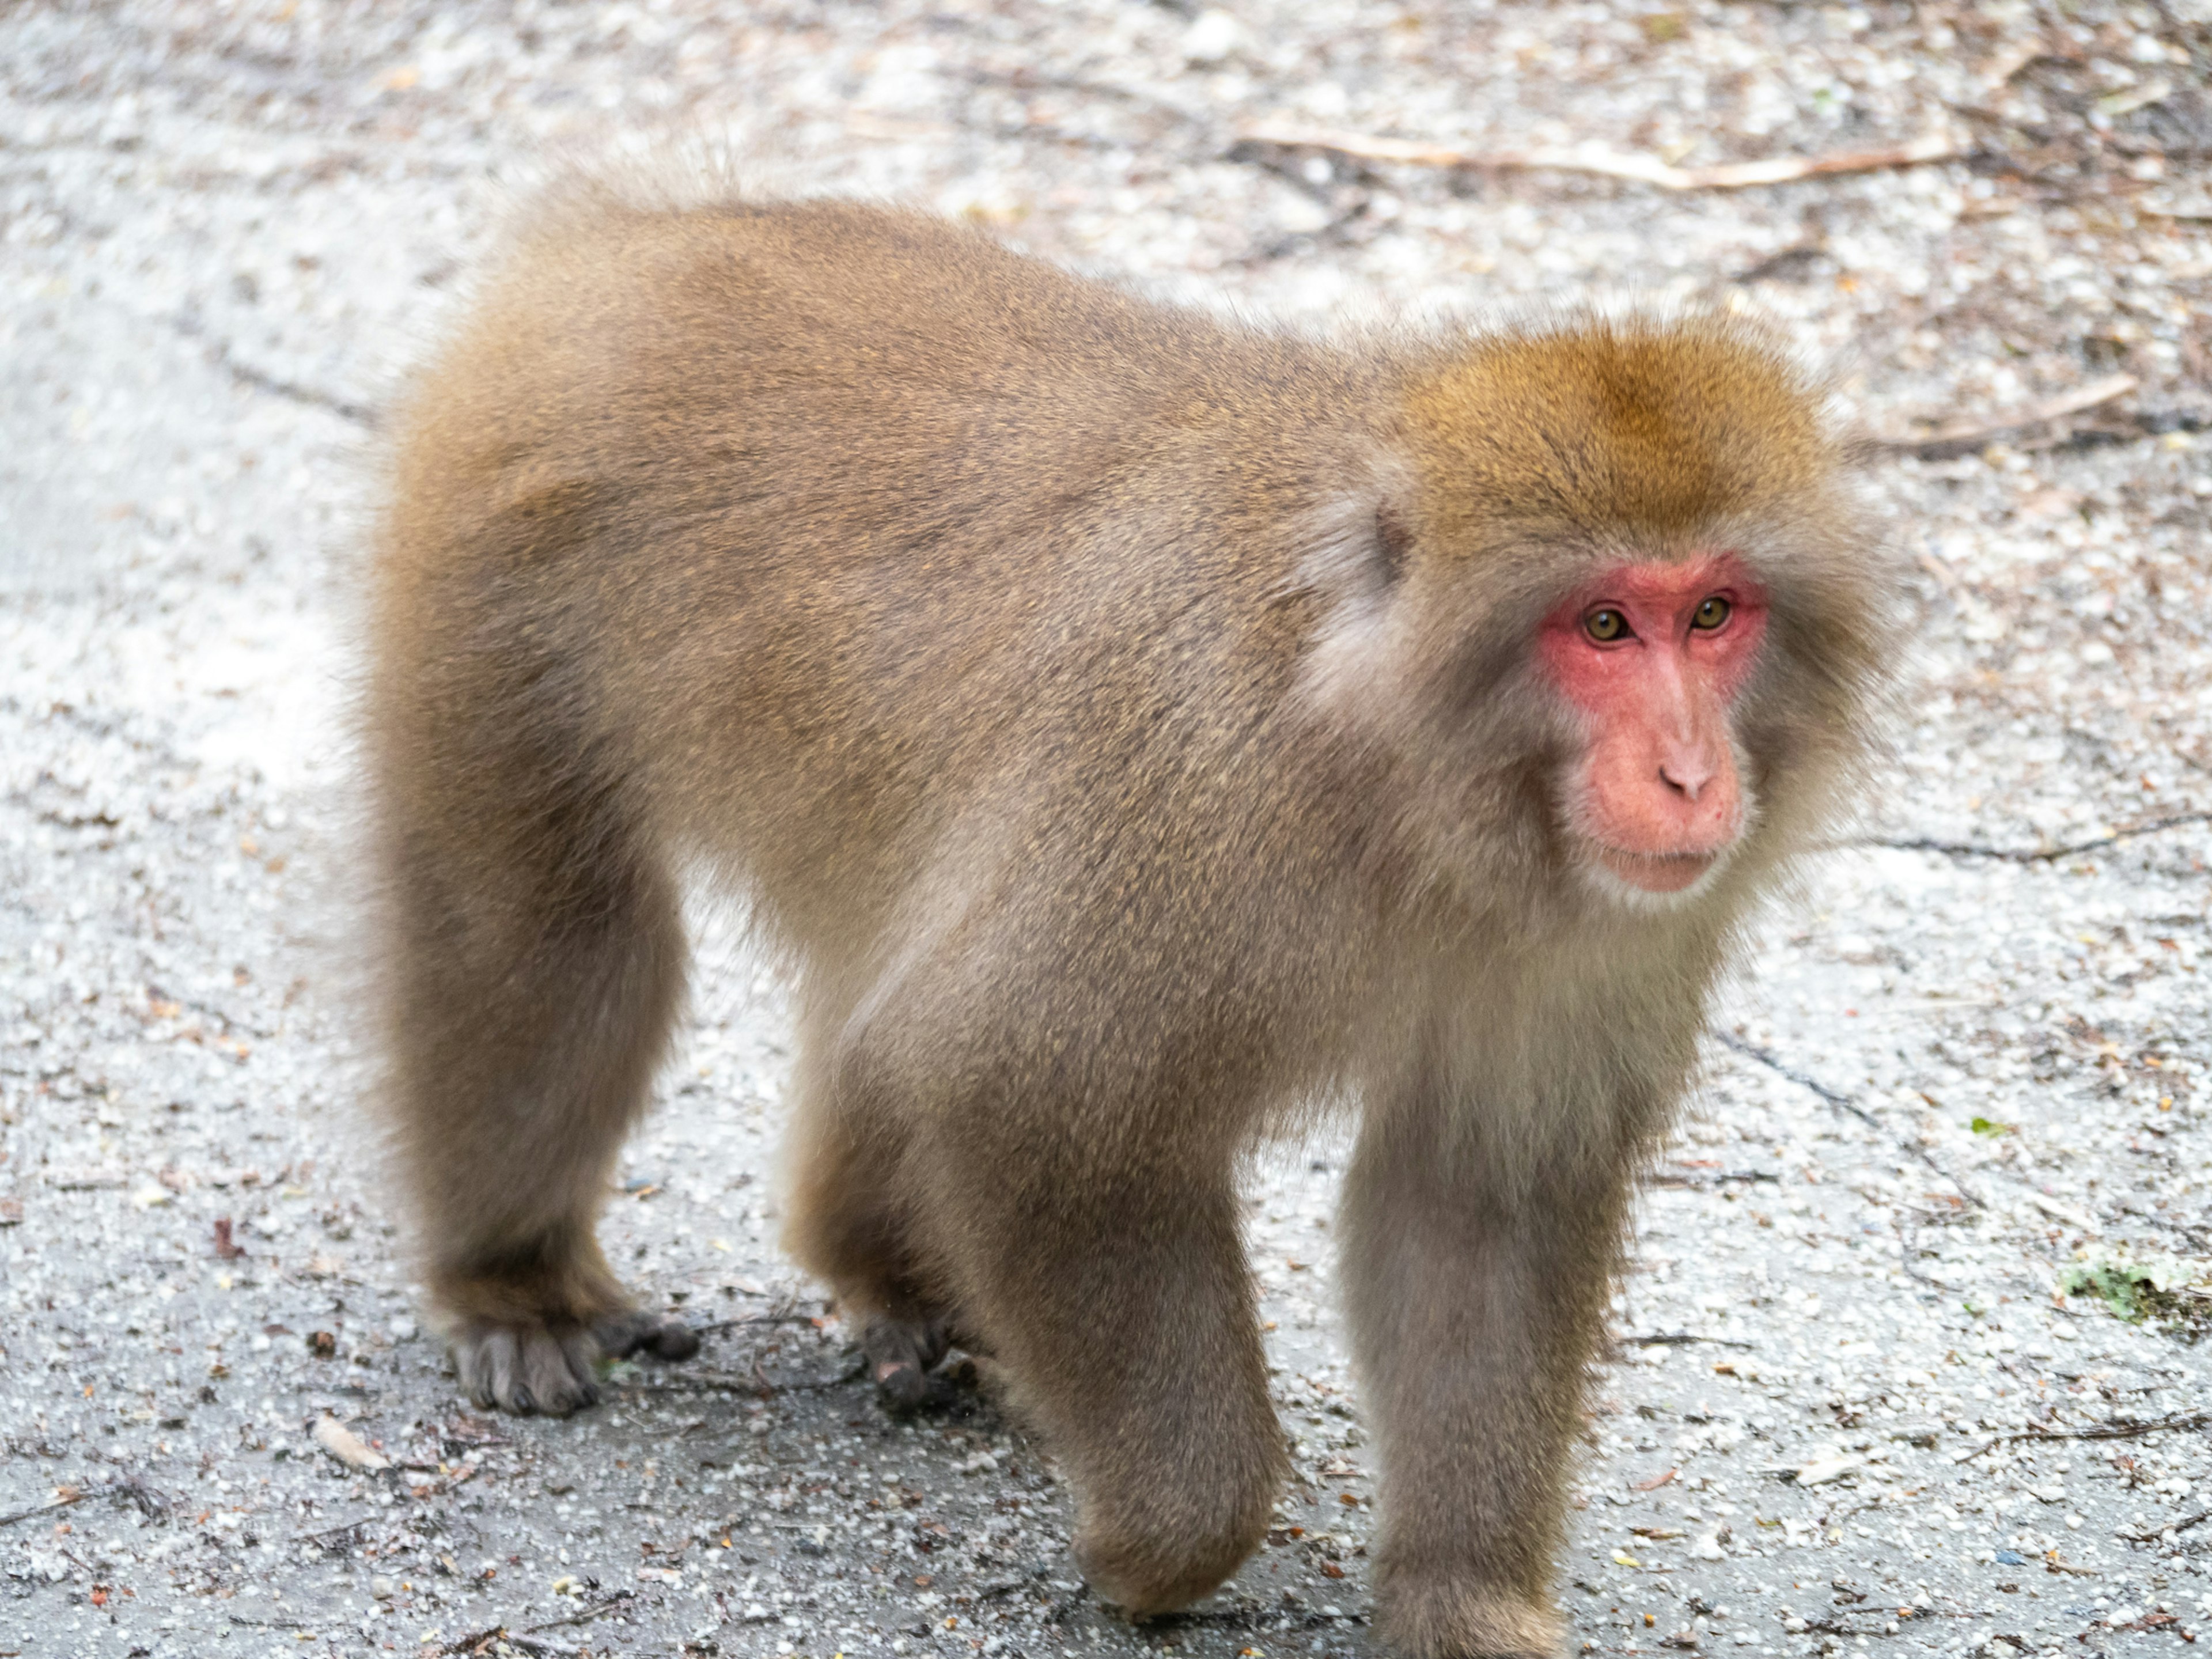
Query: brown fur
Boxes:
[{"xmin": 366, "ymin": 185, "xmax": 1895, "ymax": 1652}]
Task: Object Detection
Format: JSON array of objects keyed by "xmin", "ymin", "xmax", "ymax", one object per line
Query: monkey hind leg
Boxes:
[
  {"xmin": 376, "ymin": 718, "xmax": 695, "ymax": 1415},
  {"xmin": 781, "ymin": 1056, "xmax": 975, "ymax": 1412}
]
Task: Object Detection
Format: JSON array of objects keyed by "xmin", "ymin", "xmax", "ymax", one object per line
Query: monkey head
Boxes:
[{"xmin": 1297, "ymin": 316, "xmax": 1889, "ymax": 918}]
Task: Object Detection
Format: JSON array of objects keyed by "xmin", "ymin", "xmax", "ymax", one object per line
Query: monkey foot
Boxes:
[
  {"xmin": 449, "ymin": 1310, "xmax": 697, "ymax": 1416},
  {"xmin": 862, "ymin": 1312, "xmax": 954, "ymax": 1413}
]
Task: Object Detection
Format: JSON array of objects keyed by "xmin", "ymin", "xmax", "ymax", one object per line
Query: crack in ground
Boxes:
[
  {"xmin": 1713, "ymin": 1030, "xmax": 1986, "ymax": 1210},
  {"xmin": 1860, "ymin": 812, "xmax": 2212, "ymax": 865}
]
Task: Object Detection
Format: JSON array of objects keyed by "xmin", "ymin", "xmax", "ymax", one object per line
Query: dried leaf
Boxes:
[
  {"xmin": 313, "ymin": 1416, "xmax": 391, "ymax": 1472},
  {"xmin": 211, "ymin": 1217, "xmax": 245, "ymax": 1260},
  {"xmin": 1793, "ymin": 1455, "xmax": 1864, "ymax": 1486}
]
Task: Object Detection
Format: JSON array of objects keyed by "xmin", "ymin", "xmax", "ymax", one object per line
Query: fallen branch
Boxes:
[
  {"xmin": 170, "ymin": 309, "xmax": 377, "ymax": 427},
  {"xmin": 1868, "ymin": 373, "xmax": 2137, "ymax": 456},
  {"xmin": 1234, "ymin": 123, "xmax": 1962, "ymax": 192},
  {"xmin": 313, "ymin": 1415, "xmax": 392, "ymax": 1472},
  {"xmin": 1651, "ymin": 1166, "xmax": 1781, "ymax": 1187},
  {"xmin": 1797, "ymin": 1608, "xmax": 1962, "ymax": 1638},
  {"xmin": 1865, "ymin": 811, "xmax": 2212, "ymax": 865}
]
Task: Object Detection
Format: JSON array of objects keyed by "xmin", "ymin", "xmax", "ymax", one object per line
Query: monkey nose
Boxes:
[{"xmin": 1658, "ymin": 753, "xmax": 1717, "ymax": 802}]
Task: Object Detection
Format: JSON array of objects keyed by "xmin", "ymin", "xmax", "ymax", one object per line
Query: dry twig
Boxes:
[
  {"xmin": 1615, "ymin": 1331, "xmax": 1755, "ymax": 1351},
  {"xmin": 0, "ymin": 1490, "xmax": 85, "ymax": 1530},
  {"xmin": 1964, "ymin": 1410, "xmax": 2212, "ymax": 1463},
  {"xmin": 2011, "ymin": 1410, "xmax": 2212, "ymax": 1444},
  {"xmin": 1869, "ymin": 373, "xmax": 2137, "ymax": 456},
  {"xmin": 435, "ymin": 1624, "xmax": 509, "ymax": 1656},
  {"xmin": 2120, "ymin": 1508, "xmax": 2210, "ymax": 1545},
  {"xmin": 1234, "ymin": 123, "xmax": 1961, "ymax": 192},
  {"xmin": 523, "ymin": 1588, "xmax": 639, "ymax": 1632}
]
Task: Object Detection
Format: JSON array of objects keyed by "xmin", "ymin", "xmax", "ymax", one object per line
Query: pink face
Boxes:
[{"xmin": 1535, "ymin": 555, "xmax": 1768, "ymax": 895}]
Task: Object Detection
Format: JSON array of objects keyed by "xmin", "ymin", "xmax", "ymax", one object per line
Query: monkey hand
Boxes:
[
  {"xmin": 860, "ymin": 1312, "xmax": 954, "ymax": 1413},
  {"xmin": 1061, "ymin": 1437, "xmax": 1283, "ymax": 1620},
  {"xmin": 450, "ymin": 1310, "xmax": 698, "ymax": 1416}
]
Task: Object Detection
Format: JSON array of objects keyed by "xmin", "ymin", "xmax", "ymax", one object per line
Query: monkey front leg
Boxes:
[{"xmin": 1340, "ymin": 1107, "xmax": 1635, "ymax": 1659}]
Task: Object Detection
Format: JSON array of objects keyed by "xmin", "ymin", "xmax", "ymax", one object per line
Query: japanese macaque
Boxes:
[{"xmin": 368, "ymin": 184, "xmax": 1893, "ymax": 1656}]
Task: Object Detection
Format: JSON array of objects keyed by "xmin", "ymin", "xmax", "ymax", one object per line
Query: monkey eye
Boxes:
[
  {"xmin": 1582, "ymin": 607, "xmax": 1630, "ymax": 643},
  {"xmin": 1691, "ymin": 595, "xmax": 1733, "ymax": 631}
]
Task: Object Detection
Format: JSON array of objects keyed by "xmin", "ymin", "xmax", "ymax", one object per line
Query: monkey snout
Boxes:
[
  {"xmin": 1647, "ymin": 779, "xmax": 1740, "ymax": 853},
  {"xmin": 1582, "ymin": 759, "xmax": 1744, "ymax": 893},
  {"xmin": 1643, "ymin": 735, "xmax": 1739, "ymax": 843}
]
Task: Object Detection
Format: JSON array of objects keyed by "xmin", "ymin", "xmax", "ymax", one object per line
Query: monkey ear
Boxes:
[
  {"xmin": 1283, "ymin": 482, "xmax": 1419, "ymax": 718},
  {"xmin": 1286, "ymin": 481, "xmax": 1417, "ymax": 613},
  {"xmin": 1372, "ymin": 502, "xmax": 1414, "ymax": 586}
]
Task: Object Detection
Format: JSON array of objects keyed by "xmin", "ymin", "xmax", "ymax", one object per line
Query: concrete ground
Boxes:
[{"xmin": 3, "ymin": 3, "xmax": 2209, "ymax": 1657}]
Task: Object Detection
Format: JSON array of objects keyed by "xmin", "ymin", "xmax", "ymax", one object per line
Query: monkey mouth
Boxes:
[{"xmin": 1591, "ymin": 843, "xmax": 1721, "ymax": 895}]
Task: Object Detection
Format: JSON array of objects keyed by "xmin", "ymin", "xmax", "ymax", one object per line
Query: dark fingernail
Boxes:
[{"xmin": 514, "ymin": 1388, "xmax": 536, "ymax": 1413}]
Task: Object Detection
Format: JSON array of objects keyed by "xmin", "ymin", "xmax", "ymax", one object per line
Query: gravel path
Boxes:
[{"xmin": 3, "ymin": 4, "xmax": 2209, "ymax": 1657}]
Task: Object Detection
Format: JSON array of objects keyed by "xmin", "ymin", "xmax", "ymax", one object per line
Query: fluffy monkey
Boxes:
[{"xmin": 369, "ymin": 185, "xmax": 1893, "ymax": 1656}]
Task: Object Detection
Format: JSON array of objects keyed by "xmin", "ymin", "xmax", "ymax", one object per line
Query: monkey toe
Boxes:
[
  {"xmin": 593, "ymin": 1310, "xmax": 699, "ymax": 1363},
  {"xmin": 450, "ymin": 1322, "xmax": 601, "ymax": 1416}
]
